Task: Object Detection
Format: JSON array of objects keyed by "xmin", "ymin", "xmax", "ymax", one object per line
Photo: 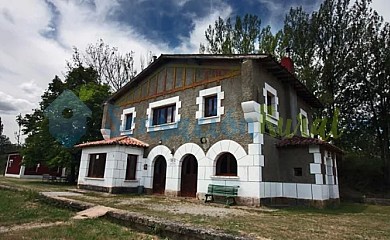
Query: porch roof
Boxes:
[
  {"xmin": 276, "ymin": 136, "xmax": 342, "ymax": 153},
  {"xmin": 75, "ymin": 136, "xmax": 149, "ymax": 148}
]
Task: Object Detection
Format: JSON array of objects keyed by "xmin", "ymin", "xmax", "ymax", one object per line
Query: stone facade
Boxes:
[{"xmin": 77, "ymin": 54, "xmax": 340, "ymax": 207}]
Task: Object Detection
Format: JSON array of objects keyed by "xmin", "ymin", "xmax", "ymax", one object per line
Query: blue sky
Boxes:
[{"xmin": 0, "ymin": 0, "xmax": 389, "ymax": 142}]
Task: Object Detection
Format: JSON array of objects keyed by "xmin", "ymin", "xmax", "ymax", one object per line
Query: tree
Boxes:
[
  {"xmin": 21, "ymin": 65, "xmax": 111, "ymax": 182},
  {"xmin": 201, "ymin": 14, "xmax": 269, "ymax": 54},
  {"xmin": 69, "ymin": 39, "xmax": 137, "ymax": 91},
  {"xmin": 0, "ymin": 117, "xmax": 11, "ymax": 154}
]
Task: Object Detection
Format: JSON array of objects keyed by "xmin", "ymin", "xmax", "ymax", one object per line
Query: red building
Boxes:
[{"xmin": 5, "ymin": 152, "xmax": 64, "ymax": 178}]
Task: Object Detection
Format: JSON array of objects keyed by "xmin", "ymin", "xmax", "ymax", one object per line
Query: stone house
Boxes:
[{"xmin": 76, "ymin": 54, "xmax": 341, "ymax": 206}]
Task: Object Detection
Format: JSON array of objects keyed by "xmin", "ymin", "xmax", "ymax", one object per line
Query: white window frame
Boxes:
[
  {"xmin": 120, "ymin": 107, "xmax": 136, "ymax": 135},
  {"xmin": 146, "ymin": 96, "xmax": 181, "ymax": 132},
  {"xmin": 299, "ymin": 108, "xmax": 309, "ymax": 137},
  {"xmin": 263, "ymin": 82, "xmax": 279, "ymax": 125},
  {"xmin": 195, "ymin": 86, "xmax": 224, "ymax": 125}
]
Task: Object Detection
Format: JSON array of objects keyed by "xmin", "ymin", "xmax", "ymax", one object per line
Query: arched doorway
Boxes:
[
  {"xmin": 180, "ymin": 154, "xmax": 198, "ymax": 197},
  {"xmin": 153, "ymin": 156, "xmax": 166, "ymax": 194}
]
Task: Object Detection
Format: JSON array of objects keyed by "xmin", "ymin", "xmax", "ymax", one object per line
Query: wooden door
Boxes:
[
  {"xmin": 180, "ymin": 155, "xmax": 198, "ymax": 197},
  {"xmin": 153, "ymin": 156, "xmax": 166, "ymax": 194}
]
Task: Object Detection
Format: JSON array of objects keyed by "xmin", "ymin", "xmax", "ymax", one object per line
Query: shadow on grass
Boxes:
[{"xmin": 282, "ymin": 202, "xmax": 368, "ymax": 215}]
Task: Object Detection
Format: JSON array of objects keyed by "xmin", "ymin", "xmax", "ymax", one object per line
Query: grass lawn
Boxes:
[
  {"xmin": 66, "ymin": 192, "xmax": 390, "ymax": 239},
  {"xmin": 1, "ymin": 218, "xmax": 159, "ymax": 240},
  {"xmin": 0, "ymin": 176, "xmax": 75, "ymax": 192},
  {"xmin": 1, "ymin": 177, "xmax": 390, "ymax": 239},
  {"xmin": 0, "ymin": 188, "xmax": 159, "ymax": 239},
  {"xmin": 0, "ymin": 188, "xmax": 72, "ymax": 226}
]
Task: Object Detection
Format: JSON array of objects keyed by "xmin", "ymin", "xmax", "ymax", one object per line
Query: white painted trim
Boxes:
[
  {"xmin": 195, "ymin": 86, "xmax": 224, "ymax": 125},
  {"xmin": 120, "ymin": 107, "xmax": 136, "ymax": 135},
  {"xmin": 145, "ymin": 96, "xmax": 181, "ymax": 132},
  {"xmin": 260, "ymin": 182, "xmax": 340, "ymax": 200},
  {"xmin": 299, "ymin": 108, "xmax": 309, "ymax": 137},
  {"xmin": 263, "ymin": 82, "xmax": 279, "ymax": 125}
]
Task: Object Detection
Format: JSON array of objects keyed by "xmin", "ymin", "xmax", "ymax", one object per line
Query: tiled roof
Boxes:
[
  {"xmin": 75, "ymin": 136, "xmax": 149, "ymax": 148},
  {"xmin": 276, "ymin": 136, "xmax": 342, "ymax": 153}
]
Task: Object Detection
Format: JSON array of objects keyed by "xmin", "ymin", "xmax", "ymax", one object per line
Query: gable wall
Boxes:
[{"xmin": 106, "ymin": 59, "xmax": 253, "ymax": 156}]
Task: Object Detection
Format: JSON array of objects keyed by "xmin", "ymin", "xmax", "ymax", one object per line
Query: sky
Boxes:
[{"xmin": 0, "ymin": 0, "xmax": 389, "ymax": 143}]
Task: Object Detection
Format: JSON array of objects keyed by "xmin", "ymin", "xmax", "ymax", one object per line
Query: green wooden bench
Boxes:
[{"xmin": 204, "ymin": 184, "xmax": 239, "ymax": 206}]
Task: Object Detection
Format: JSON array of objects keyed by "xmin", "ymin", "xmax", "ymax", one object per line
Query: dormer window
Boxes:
[
  {"xmin": 120, "ymin": 107, "xmax": 136, "ymax": 135},
  {"xmin": 263, "ymin": 82, "xmax": 279, "ymax": 125},
  {"xmin": 196, "ymin": 86, "xmax": 224, "ymax": 125}
]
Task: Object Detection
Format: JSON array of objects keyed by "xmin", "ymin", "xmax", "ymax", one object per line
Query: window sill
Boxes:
[
  {"xmin": 147, "ymin": 122, "xmax": 178, "ymax": 132},
  {"xmin": 84, "ymin": 177, "xmax": 105, "ymax": 181},
  {"xmin": 120, "ymin": 130, "xmax": 133, "ymax": 135},
  {"xmin": 124, "ymin": 179, "xmax": 138, "ymax": 182},
  {"xmin": 211, "ymin": 175, "xmax": 239, "ymax": 180},
  {"xmin": 198, "ymin": 115, "xmax": 221, "ymax": 125}
]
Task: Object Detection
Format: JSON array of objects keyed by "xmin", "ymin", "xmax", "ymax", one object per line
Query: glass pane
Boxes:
[{"xmin": 125, "ymin": 114, "xmax": 132, "ymax": 130}]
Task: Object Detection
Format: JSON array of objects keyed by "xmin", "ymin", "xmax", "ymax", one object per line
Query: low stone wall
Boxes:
[
  {"xmin": 78, "ymin": 184, "xmax": 140, "ymax": 194},
  {"xmin": 363, "ymin": 197, "xmax": 390, "ymax": 206}
]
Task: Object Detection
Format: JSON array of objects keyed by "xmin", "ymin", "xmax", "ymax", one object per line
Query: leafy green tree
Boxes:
[
  {"xmin": 0, "ymin": 117, "xmax": 11, "ymax": 154},
  {"xmin": 21, "ymin": 66, "xmax": 111, "ymax": 182}
]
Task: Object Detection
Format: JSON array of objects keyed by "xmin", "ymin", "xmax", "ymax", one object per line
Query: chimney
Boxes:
[
  {"xmin": 152, "ymin": 55, "xmax": 157, "ymax": 62},
  {"xmin": 280, "ymin": 56, "xmax": 294, "ymax": 74}
]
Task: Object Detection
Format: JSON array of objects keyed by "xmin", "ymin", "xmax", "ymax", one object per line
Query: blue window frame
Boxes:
[
  {"xmin": 204, "ymin": 95, "xmax": 217, "ymax": 117},
  {"xmin": 125, "ymin": 113, "xmax": 133, "ymax": 130},
  {"xmin": 152, "ymin": 104, "xmax": 175, "ymax": 126}
]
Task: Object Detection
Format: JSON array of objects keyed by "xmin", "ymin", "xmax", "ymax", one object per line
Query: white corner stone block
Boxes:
[
  {"xmin": 310, "ymin": 163, "xmax": 322, "ymax": 174},
  {"xmin": 309, "ymin": 145, "xmax": 320, "ymax": 153},
  {"xmin": 315, "ymin": 174, "xmax": 323, "ymax": 184},
  {"xmin": 253, "ymin": 133, "xmax": 264, "ymax": 144},
  {"xmin": 248, "ymin": 144, "xmax": 261, "ymax": 155},
  {"xmin": 313, "ymin": 153, "xmax": 322, "ymax": 164}
]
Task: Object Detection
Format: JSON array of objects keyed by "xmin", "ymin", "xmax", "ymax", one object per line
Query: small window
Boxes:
[
  {"xmin": 294, "ymin": 167, "xmax": 303, "ymax": 177},
  {"xmin": 125, "ymin": 154, "xmax": 138, "ymax": 180},
  {"xmin": 300, "ymin": 109, "xmax": 309, "ymax": 136},
  {"xmin": 152, "ymin": 104, "xmax": 176, "ymax": 125},
  {"xmin": 125, "ymin": 113, "xmax": 133, "ymax": 130},
  {"xmin": 266, "ymin": 92, "xmax": 276, "ymax": 117},
  {"xmin": 204, "ymin": 95, "xmax": 217, "ymax": 117},
  {"xmin": 120, "ymin": 107, "xmax": 136, "ymax": 135},
  {"xmin": 216, "ymin": 153, "xmax": 237, "ymax": 176},
  {"xmin": 88, "ymin": 153, "xmax": 107, "ymax": 178}
]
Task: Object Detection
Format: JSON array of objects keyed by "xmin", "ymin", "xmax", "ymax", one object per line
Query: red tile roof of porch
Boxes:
[
  {"xmin": 75, "ymin": 136, "xmax": 149, "ymax": 148},
  {"xmin": 276, "ymin": 136, "xmax": 342, "ymax": 153}
]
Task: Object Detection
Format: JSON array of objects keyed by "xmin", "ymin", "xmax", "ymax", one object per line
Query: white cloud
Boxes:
[
  {"xmin": 20, "ymin": 80, "xmax": 43, "ymax": 97},
  {"xmin": 0, "ymin": 92, "xmax": 35, "ymax": 114},
  {"xmin": 0, "ymin": 0, "xmax": 231, "ymax": 142}
]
